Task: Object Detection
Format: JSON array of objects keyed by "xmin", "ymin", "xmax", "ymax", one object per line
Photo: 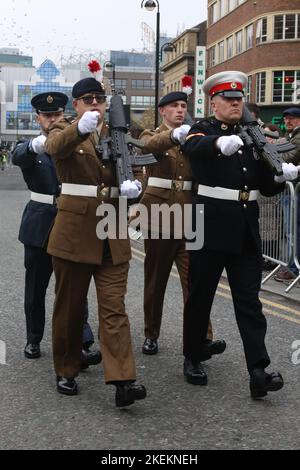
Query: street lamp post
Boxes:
[
  {"xmin": 103, "ymin": 61, "xmax": 116, "ymax": 94},
  {"xmin": 159, "ymin": 42, "xmax": 176, "ymax": 62},
  {"xmin": 141, "ymin": 0, "xmax": 160, "ymax": 129}
]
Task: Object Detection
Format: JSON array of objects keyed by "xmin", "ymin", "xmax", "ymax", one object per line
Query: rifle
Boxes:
[
  {"xmin": 96, "ymin": 94, "xmax": 157, "ymax": 184},
  {"xmin": 237, "ymin": 106, "xmax": 295, "ymax": 176}
]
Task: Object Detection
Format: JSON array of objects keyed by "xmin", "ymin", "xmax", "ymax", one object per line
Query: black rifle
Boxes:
[
  {"xmin": 237, "ymin": 106, "xmax": 295, "ymax": 176},
  {"xmin": 96, "ymin": 94, "xmax": 157, "ymax": 184}
]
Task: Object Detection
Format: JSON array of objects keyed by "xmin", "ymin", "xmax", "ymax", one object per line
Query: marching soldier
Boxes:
[
  {"xmin": 137, "ymin": 91, "xmax": 226, "ymax": 372},
  {"xmin": 182, "ymin": 71, "xmax": 298, "ymax": 397},
  {"xmin": 45, "ymin": 77, "xmax": 146, "ymax": 407},
  {"xmin": 13, "ymin": 92, "xmax": 100, "ymax": 369}
]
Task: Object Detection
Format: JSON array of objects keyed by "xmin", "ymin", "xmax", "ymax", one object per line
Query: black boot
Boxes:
[
  {"xmin": 81, "ymin": 347, "xmax": 102, "ymax": 370},
  {"xmin": 56, "ymin": 376, "xmax": 78, "ymax": 396},
  {"xmin": 250, "ymin": 368, "xmax": 284, "ymax": 399},
  {"xmin": 115, "ymin": 381, "xmax": 147, "ymax": 407},
  {"xmin": 184, "ymin": 358, "xmax": 207, "ymax": 385},
  {"xmin": 142, "ymin": 338, "xmax": 158, "ymax": 355},
  {"xmin": 24, "ymin": 343, "xmax": 41, "ymax": 359},
  {"xmin": 200, "ymin": 339, "xmax": 227, "ymax": 361}
]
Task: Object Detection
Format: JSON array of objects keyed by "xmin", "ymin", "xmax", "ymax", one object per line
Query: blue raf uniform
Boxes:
[{"xmin": 13, "ymin": 92, "xmax": 96, "ymax": 360}]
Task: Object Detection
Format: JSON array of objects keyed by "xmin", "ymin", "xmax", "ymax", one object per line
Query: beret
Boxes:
[
  {"xmin": 158, "ymin": 92, "xmax": 188, "ymax": 107},
  {"xmin": 72, "ymin": 77, "xmax": 105, "ymax": 98}
]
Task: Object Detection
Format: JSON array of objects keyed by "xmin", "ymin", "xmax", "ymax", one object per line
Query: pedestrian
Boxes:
[
  {"xmin": 136, "ymin": 91, "xmax": 226, "ymax": 368},
  {"xmin": 274, "ymin": 107, "xmax": 300, "ymax": 282},
  {"xmin": 182, "ymin": 71, "xmax": 299, "ymax": 398},
  {"xmin": 45, "ymin": 76, "xmax": 146, "ymax": 407},
  {"xmin": 12, "ymin": 92, "xmax": 101, "ymax": 370}
]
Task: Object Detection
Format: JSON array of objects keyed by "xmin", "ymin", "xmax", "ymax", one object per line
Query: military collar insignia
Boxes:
[
  {"xmin": 221, "ymin": 123, "xmax": 228, "ymax": 130},
  {"xmin": 47, "ymin": 95, "xmax": 54, "ymax": 104}
]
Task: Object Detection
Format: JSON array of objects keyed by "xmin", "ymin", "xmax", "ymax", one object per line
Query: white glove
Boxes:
[
  {"xmin": 31, "ymin": 135, "xmax": 47, "ymax": 154},
  {"xmin": 78, "ymin": 111, "xmax": 100, "ymax": 135},
  {"xmin": 274, "ymin": 162, "xmax": 300, "ymax": 183},
  {"xmin": 172, "ymin": 124, "xmax": 191, "ymax": 145},
  {"xmin": 216, "ymin": 135, "xmax": 244, "ymax": 156},
  {"xmin": 120, "ymin": 179, "xmax": 142, "ymax": 199}
]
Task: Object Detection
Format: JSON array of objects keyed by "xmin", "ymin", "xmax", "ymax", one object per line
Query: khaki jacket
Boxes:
[
  {"xmin": 45, "ymin": 118, "xmax": 131, "ymax": 265},
  {"xmin": 137, "ymin": 123, "xmax": 194, "ymax": 235}
]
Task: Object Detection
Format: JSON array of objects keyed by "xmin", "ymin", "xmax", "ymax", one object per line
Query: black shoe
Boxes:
[
  {"xmin": 142, "ymin": 338, "xmax": 158, "ymax": 355},
  {"xmin": 24, "ymin": 343, "xmax": 41, "ymax": 359},
  {"xmin": 115, "ymin": 381, "xmax": 147, "ymax": 407},
  {"xmin": 56, "ymin": 376, "xmax": 78, "ymax": 396},
  {"xmin": 200, "ymin": 339, "xmax": 227, "ymax": 361},
  {"xmin": 184, "ymin": 358, "xmax": 207, "ymax": 385},
  {"xmin": 80, "ymin": 348, "xmax": 102, "ymax": 370},
  {"xmin": 250, "ymin": 368, "xmax": 284, "ymax": 399}
]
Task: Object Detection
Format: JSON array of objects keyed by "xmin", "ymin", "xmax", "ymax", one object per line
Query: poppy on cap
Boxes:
[
  {"xmin": 282, "ymin": 107, "xmax": 300, "ymax": 118},
  {"xmin": 158, "ymin": 92, "xmax": 188, "ymax": 107},
  {"xmin": 203, "ymin": 71, "xmax": 248, "ymax": 98},
  {"xmin": 31, "ymin": 92, "xmax": 68, "ymax": 113}
]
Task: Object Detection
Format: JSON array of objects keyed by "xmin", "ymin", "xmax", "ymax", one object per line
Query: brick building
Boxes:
[{"xmin": 207, "ymin": 0, "xmax": 300, "ymax": 124}]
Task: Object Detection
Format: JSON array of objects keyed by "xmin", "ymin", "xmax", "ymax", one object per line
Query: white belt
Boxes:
[
  {"xmin": 197, "ymin": 184, "xmax": 260, "ymax": 202},
  {"xmin": 61, "ymin": 183, "xmax": 119, "ymax": 198},
  {"xmin": 148, "ymin": 177, "xmax": 192, "ymax": 191},
  {"xmin": 30, "ymin": 192, "xmax": 56, "ymax": 205}
]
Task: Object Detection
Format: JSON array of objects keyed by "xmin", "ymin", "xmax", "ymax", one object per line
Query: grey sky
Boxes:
[{"xmin": 0, "ymin": 0, "xmax": 207, "ymax": 66}]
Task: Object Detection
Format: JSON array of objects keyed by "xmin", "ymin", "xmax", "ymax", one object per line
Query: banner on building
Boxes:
[{"xmin": 194, "ymin": 46, "xmax": 206, "ymax": 119}]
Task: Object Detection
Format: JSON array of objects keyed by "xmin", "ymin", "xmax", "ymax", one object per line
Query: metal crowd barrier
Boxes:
[{"xmin": 260, "ymin": 181, "xmax": 298, "ymax": 293}]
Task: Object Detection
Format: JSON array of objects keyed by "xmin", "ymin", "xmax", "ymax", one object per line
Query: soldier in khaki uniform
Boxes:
[
  {"xmin": 46, "ymin": 77, "xmax": 146, "ymax": 407},
  {"xmin": 137, "ymin": 92, "xmax": 226, "ymax": 374}
]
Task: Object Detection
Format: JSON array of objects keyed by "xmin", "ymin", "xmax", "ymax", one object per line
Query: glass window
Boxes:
[
  {"xmin": 245, "ymin": 24, "xmax": 253, "ymax": 49},
  {"xmin": 131, "ymin": 96, "xmax": 155, "ymax": 106},
  {"xmin": 274, "ymin": 14, "xmax": 298, "ymax": 40},
  {"xmin": 274, "ymin": 15, "xmax": 284, "ymax": 40},
  {"xmin": 218, "ymin": 41, "xmax": 224, "ymax": 63},
  {"xmin": 229, "ymin": 0, "xmax": 236, "ymax": 12},
  {"xmin": 236, "ymin": 30, "xmax": 243, "ymax": 54},
  {"xmin": 227, "ymin": 36, "xmax": 233, "ymax": 59},
  {"xmin": 246, "ymin": 75, "xmax": 252, "ymax": 102},
  {"xmin": 256, "ymin": 18, "xmax": 267, "ymax": 44},
  {"xmin": 211, "ymin": 2, "xmax": 219, "ymax": 24},
  {"xmin": 273, "ymin": 70, "xmax": 300, "ymax": 102},
  {"xmin": 256, "ymin": 72, "xmax": 266, "ymax": 103},
  {"xmin": 210, "ymin": 46, "xmax": 216, "ymax": 66},
  {"xmin": 285, "ymin": 14, "xmax": 296, "ymax": 39},
  {"xmin": 115, "ymin": 79, "xmax": 127, "ymax": 89},
  {"xmin": 220, "ymin": 0, "xmax": 227, "ymax": 17}
]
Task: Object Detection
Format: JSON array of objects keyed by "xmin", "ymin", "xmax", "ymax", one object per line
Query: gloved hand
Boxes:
[
  {"xmin": 172, "ymin": 124, "xmax": 191, "ymax": 145},
  {"xmin": 31, "ymin": 135, "xmax": 47, "ymax": 154},
  {"xmin": 216, "ymin": 135, "xmax": 244, "ymax": 156},
  {"xmin": 274, "ymin": 162, "xmax": 300, "ymax": 183},
  {"xmin": 120, "ymin": 179, "xmax": 142, "ymax": 199},
  {"xmin": 78, "ymin": 111, "xmax": 100, "ymax": 135}
]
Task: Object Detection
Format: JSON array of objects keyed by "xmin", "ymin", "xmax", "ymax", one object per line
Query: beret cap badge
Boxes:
[{"xmin": 47, "ymin": 95, "xmax": 54, "ymax": 104}]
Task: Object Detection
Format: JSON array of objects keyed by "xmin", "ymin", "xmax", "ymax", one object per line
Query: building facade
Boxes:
[{"xmin": 207, "ymin": 0, "xmax": 300, "ymax": 124}]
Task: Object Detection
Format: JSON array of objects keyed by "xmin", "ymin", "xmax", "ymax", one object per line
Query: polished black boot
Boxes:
[
  {"xmin": 24, "ymin": 343, "xmax": 41, "ymax": 359},
  {"xmin": 200, "ymin": 339, "xmax": 227, "ymax": 361},
  {"xmin": 142, "ymin": 338, "xmax": 158, "ymax": 355},
  {"xmin": 56, "ymin": 376, "xmax": 78, "ymax": 396},
  {"xmin": 115, "ymin": 381, "xmax": 147, "ymax": 407},
  {"xmin": 250, "ymin": 368, "xmax": 284, "ymax": 399},
  {"xmin": 80, "ymin": 347, "xmax": 102, "ymax": 370},
  {"xmin": 184, "ymin": 358, "xmax": 207, "ymax": 385}
]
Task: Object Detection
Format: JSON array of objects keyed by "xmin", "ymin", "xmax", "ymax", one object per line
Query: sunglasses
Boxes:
[{"xmin": 78, "ymin": 94, "xmax": 106, "ymax": 104}]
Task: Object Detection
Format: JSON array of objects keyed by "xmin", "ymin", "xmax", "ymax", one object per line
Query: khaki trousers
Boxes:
[
  {"xmin": 52, "ymin": 256, "xmax": 136, "ymax": 383},
  {"xmin": 144, "ymin": 238, "xmax": 213, "ymax": 340}
]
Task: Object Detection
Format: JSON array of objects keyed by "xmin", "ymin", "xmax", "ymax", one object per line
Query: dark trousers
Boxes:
[
  {"xmin": 24, "ymin": 245, "xmax": 93, "ymax": 346},
  {"xmin": 183, "ymin": 247, "xmax": 270, "ymax": 373},
  {"xmin": 144, "ymin": 238, "xmax": 213, "ymax": 340}
]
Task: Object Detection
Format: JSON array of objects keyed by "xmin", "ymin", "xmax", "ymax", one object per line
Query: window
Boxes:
[
  {"xmin": 210, "ymin": 46, "xmax": 216, "ymax": 66},
  {"xmin": 132, "ymin": 79, "xmax": 155, "ymax": 90},
  {"xmin": 131, "ymin": 96, "xmax": 155, "ymax": 106},
  {"xmin": 256, "ymin": 72, "xmax": 266, "ymax": 103},
  {"xmin": 211, "ymin": 2, "xmax": 219, "ymax": 24},
  {"xmin": 220, "ymin": 0, "xmax": 227, "ymax": 18},
  {"xmin": 218, "ymin": 41, "xmax": 224, "ymax": 63},
  {"xmin": 115, "ymin": 79, "xmax": 127, "ymax": 89},
  {"xmin": 236, "ymin": 30, "xmax": 243, "ymax": 54},
  {"xmin": 227, "ymin": 36, "xmax": 233, "ymax": 59},
  {"xmin": 245, "ymin": 24, "xmax": 253, "ymax": 49},
  {"xmin": 274, "ymin": 14, "xmax": 300, "ymax": 40},
  {"xmin": 256, "ymin": 18, "xmax": 267, "ymax": 44},
  {"xmin": 246, "ymin": 75, "xmax": 252, "ymax": 102},
  {"xmin": 273, "ymin": 70, "xmax": 300, "ymax": 102},
  {"xmin": 229, "ymin": 0, "xmax": 236, "ymax": 12}
]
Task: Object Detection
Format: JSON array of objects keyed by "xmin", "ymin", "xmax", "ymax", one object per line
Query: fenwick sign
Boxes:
[{"xmin": 194, "ymin": 46, "xmax": 206, "ymax": 119}]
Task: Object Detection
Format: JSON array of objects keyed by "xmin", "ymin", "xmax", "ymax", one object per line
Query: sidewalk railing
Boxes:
[{"xmin": 260, "ymin": 182, "xmax": 299, "ymax": 293}]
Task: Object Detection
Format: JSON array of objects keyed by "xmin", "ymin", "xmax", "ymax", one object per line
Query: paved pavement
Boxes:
[{"xmin": 0, "ymin": 167, "xmax": 299, "ymax": 450}]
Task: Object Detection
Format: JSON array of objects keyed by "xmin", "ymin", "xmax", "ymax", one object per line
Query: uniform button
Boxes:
[
  {"xmin": 79, "ymin": 149, "xmax": 84, "ymax": 154},
  {"xmin": 165, "ymin": 152, "xmax": 169, "ymax": 156},
  {"xmin": 101, "ymin": 183, "xmax": 105, "ymax": 188},
  {"xmin": 178, "ymin": 176, "xmax": 183, "ymax": 180},
  {"xmin": 244, "ymin": 185, "xmax": 248, "ymax": 190},
  {"xmin": 102, "ymin": 165, "xmax": 106, "ymax": 169},
  {"xmin": 243, "ymin": 204, "xmax": 247, "ymax": 209},
  {"xmin": 180, "ymin": 163, "xmax": 184, "ymax": 168},
  {"xmin": 238, "ymin": 150, "xmax": 243, "ymax": 155},
  {"xmin": 243, "ymin": 167, "xmax": 247, "ymax": 172}
]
